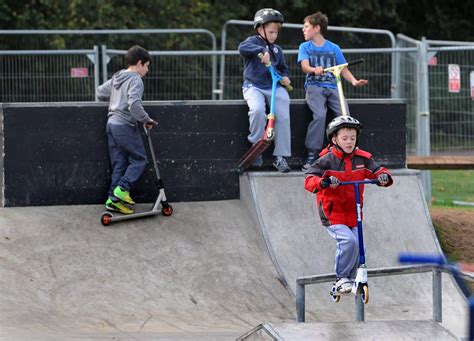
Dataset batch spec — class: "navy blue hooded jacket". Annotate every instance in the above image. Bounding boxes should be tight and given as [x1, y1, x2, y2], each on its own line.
[238, 35, 289, 90]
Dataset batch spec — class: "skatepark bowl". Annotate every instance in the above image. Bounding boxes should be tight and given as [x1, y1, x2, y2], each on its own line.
[0, 170, 471, 340]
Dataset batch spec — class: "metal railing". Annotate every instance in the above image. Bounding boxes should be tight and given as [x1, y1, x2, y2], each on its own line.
[102, 48, 225, 101]
[0, 47, 99, 102]
[219, 20, 397, 100]
[296, 264, 474, 323]
[0, 28, 473, 186]
[0, 29, 217, 101]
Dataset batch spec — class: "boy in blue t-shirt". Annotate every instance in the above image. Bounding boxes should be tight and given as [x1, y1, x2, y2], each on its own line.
[298, 12, 368, 171]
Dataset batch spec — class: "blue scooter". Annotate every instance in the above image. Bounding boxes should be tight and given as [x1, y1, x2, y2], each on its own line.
[330, 179, 380, 304]
[236, 53, 292, 173]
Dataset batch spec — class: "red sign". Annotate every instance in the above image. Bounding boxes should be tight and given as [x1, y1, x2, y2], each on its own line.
[70, 68, 89, 78]
[428, 56, 437, 66]
[448, 64, 460, 93]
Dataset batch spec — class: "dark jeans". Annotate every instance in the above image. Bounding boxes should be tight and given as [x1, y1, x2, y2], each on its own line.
[106, 123, 147, 198]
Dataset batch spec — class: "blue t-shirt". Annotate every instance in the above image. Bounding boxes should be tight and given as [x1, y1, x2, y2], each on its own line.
[297, 39, 346, 89]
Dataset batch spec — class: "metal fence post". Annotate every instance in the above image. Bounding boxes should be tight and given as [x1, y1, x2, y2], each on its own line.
[433, 269, 442, 322]
[296, 282, 305, 322]
[417, 37, 432, 203]
[101, 45, 109, 84]
[93, 46, 100, 101]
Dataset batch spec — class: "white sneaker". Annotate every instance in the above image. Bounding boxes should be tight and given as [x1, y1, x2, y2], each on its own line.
[335, 278, 353, 293]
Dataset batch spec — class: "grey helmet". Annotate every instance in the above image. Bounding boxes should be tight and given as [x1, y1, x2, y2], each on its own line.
[326, 116, 363, 140]
[253, 8, 284, 28]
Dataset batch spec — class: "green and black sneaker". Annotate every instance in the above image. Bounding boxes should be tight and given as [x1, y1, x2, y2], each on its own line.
[105, 198, 133, 215]
[113, 186, 136, 205]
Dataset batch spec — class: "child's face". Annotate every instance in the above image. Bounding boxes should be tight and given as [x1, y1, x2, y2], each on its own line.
[302, 21, 320, 41]
[332, 128, 357, 154]
[258, 22, 280, 43]
[137, 60, 150, 78]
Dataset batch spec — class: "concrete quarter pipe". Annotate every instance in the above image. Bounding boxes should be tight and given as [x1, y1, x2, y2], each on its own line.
[0, 170, 468, 340]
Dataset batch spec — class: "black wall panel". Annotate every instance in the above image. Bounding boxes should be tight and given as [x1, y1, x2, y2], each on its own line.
[2, 100, 406, 206]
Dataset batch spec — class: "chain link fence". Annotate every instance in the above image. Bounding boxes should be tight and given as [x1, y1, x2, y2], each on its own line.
[1, 28, 473, 163]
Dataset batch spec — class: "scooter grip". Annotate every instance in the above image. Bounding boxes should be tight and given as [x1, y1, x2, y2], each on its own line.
[398, 253, 446, 265]
[348, 58, 364, 67]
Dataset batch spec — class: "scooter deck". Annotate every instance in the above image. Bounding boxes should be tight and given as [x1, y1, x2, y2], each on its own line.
[236, 138, 271, 174]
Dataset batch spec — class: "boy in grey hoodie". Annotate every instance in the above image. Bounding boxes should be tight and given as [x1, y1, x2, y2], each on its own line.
[97, 45, 156, 214]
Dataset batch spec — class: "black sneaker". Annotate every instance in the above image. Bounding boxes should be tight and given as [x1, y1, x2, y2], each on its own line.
[301, 154, 316, 172]
[273, 156, 291, 173]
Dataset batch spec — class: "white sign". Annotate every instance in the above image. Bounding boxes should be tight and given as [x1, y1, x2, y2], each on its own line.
[471, 71, 474, 100]
[448, 64, 460, 93]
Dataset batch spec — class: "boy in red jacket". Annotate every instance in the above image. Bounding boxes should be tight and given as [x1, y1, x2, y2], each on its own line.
[304, 116, 393, 294]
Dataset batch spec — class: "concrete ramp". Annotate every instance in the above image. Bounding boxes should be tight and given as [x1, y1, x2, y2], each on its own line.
[0, 169, 469, 340]
[241, 169, 468, 338]
[0, 201, 295, 340]
[238, 321, 456, 340]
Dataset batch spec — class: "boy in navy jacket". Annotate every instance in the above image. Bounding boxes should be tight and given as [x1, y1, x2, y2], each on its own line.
[238, 8, 292, 172]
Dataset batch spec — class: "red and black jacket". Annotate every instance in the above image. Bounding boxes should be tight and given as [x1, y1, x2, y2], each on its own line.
[304, 146, 393, 227]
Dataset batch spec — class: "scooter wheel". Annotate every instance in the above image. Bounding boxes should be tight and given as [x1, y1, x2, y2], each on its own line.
[162, 204, 173, 216]
[266, 131, 275, 141]
[101, 213, 113, 226]
[361, 285, 369, 304]
[330, 285, 341, 303]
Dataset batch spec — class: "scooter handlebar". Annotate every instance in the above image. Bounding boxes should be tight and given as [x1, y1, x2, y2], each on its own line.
[398, 253, 446, 265]
[347, 58, 364, 67]
[324, 58, 365, 73]
[339, 179, 379, 186]
[258, 52, 293, 91]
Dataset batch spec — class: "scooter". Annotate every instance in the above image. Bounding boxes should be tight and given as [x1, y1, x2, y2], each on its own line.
[236, 53, 292, 174]
[100, 126, 173, 226]
[323, 58, 364, 117]
[330, 179, 379, 304]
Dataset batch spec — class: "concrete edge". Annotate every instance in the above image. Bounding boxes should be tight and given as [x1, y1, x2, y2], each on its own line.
[240, 173, 294, 298]
[0, 98, 406, 108]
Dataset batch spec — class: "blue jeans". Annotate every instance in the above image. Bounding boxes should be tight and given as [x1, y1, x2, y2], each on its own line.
[106, 123, 147, 198]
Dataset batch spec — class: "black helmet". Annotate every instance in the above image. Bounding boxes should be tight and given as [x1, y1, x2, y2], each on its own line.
[253, 8, 284, 28]
[326, 116, 363, 140]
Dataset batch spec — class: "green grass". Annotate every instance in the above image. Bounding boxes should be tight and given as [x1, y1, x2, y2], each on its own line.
[431, 170, 474, 207]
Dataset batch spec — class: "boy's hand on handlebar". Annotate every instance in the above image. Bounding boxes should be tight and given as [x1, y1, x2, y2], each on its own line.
[352, 79, 368, 87]
[377, 173, 389, 186]
[144, 119, 157, 129]
[313, 66, 324, 76]
[321, 176, 340, 189]
[260, 51, 271, 65]
[280, 76, 291, 87]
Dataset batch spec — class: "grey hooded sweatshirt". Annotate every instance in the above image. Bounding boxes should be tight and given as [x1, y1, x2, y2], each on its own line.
[96, 69, 151, 126]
